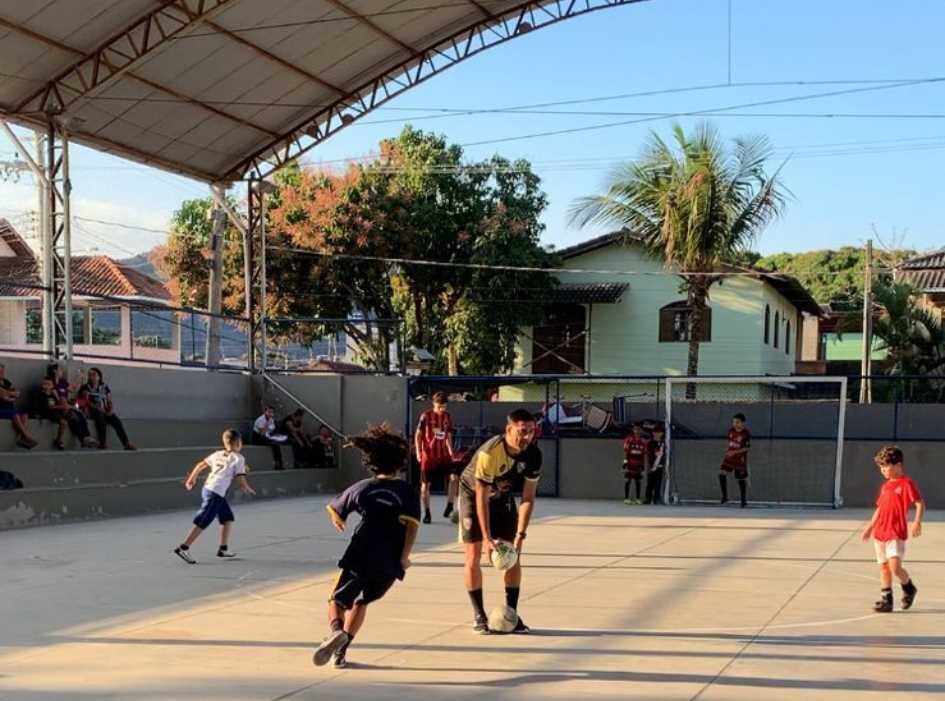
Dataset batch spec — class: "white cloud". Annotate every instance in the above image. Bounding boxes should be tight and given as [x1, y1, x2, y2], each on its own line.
[0, 179, 173, 259]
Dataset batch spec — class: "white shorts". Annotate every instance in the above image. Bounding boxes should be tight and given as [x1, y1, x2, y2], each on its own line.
[873, 539, 906, 564]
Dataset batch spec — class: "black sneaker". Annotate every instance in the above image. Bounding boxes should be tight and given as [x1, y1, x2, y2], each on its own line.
[332, 650, 348, 669]
[473, 615, 491, 635]
[720, 497, 728, 505]
[313, 630, 349, 667]
[422, 511, 432, 525]
[902, 582, 918, 610]
[217, 548, 238, 558]
[512, 616, 530, 634]
[174, 546, 196, 565]
[873, 597, 893, 613]
[443, 502, 454, 519]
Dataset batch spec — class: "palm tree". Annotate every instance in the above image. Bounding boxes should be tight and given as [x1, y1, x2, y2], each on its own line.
[569, 123, 788, 394]
[870, 281, 945, 399]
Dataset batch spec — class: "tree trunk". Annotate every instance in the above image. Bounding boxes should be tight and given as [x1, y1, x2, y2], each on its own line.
[685, 277, 708, 400]
[447, 343, 459, 376]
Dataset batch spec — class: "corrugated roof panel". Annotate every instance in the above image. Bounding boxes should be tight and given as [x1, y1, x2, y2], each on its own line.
[1, 0, 641, 181]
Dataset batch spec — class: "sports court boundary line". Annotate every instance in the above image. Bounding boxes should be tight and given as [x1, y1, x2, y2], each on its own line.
[687, 523, 863, 700]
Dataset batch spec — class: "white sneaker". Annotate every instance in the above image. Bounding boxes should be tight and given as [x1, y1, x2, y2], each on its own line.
[313, 630, 349, 667]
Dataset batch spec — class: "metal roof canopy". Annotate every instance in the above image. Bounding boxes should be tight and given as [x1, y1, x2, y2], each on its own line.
[1, 0, 646, 183]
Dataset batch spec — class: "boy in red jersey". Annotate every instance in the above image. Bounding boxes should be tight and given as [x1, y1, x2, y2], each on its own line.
[719, 413, 750, 507]
[622, 422, 648, 505]
[414, 392, 456, 523]
[861, 445, 924, 612]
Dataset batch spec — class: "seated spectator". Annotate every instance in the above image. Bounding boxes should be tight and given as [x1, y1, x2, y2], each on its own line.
[0, 363, 38, 449]
[38, 375, 96, 449]
[80, 367, 136, 451]
[280, 408, 313, 469]
[310, 424, 337, 469]
[253, 406, 286, 470]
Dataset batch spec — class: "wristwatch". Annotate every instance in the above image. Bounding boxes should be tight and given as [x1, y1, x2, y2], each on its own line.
[516, 531, 527, 539]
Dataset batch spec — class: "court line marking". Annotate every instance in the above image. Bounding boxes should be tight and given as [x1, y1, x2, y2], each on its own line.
[688, 524, 863, 701]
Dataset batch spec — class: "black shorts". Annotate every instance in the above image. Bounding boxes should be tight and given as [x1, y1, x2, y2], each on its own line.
[721, 464, 749, 478]
[329, 568, 395, 609]
[458, 487, 517, 544]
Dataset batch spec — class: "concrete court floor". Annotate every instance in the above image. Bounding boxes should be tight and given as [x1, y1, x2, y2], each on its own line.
[1, 497, 943, 701]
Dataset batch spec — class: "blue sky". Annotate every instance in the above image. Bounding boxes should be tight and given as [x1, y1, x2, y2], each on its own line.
[2, 0, 943, 258]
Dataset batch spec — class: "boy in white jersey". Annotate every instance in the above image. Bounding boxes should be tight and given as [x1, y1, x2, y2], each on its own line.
[174, 429, 256, 564]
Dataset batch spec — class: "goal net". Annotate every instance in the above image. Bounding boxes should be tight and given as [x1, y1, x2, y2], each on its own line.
[664, 376, 848, 508]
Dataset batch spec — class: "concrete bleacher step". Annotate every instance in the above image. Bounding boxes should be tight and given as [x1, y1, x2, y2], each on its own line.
[0, 444, 342, 530]
[0, 445, 282, 488]
[0, 468, 340, 530]
[1, 419, 251, 451]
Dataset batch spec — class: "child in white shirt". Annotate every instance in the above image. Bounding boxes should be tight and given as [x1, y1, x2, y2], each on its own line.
[174, 429, 256, 564]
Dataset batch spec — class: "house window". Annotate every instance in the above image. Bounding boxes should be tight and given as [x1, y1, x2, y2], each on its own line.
[659, 301, 712, 343]
[785, 320, 791, 355]
[774, 311, 780, 348]
[55, 309, 87, 345]
[764, 305, 770, 344]
[132, 309, 176, 350]
[91, 307, 122, 345]
[27, 306, 87, 345]
[26, 305, 41, 344]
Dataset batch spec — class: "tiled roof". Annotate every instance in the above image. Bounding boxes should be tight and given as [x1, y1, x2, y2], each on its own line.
[0, 255, 169, 301]
[548, 282, 628, 304]
[0, 218, 34, 257]
[898, 250, 945, 292]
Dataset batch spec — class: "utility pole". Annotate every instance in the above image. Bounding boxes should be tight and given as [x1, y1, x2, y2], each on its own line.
[859, 239, 873, 404]
[205, 186, 227, 368]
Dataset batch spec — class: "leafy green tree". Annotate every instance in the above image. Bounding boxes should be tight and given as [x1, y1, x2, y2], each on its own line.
[756, 247, 912, 309]
[570, 123, 788, 392]
[156, 197, 244, 312]
[272, 126, 555, 374]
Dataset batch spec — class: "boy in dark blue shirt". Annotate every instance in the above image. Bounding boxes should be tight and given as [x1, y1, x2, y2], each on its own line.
[313, 423, 421, 669]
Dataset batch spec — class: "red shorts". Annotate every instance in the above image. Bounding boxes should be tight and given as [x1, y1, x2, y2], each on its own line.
[420, 456, 454, 481]
[623, 464, 644, 478]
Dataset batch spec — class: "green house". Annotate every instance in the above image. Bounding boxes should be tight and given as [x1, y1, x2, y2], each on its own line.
[505, 232, 822, 401]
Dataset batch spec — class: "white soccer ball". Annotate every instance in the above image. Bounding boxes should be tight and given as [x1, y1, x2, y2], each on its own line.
[487, 604, 518, 634]
[490, 540, 518, 571]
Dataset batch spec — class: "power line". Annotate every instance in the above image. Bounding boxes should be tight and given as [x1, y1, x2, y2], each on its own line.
[265, 244, 897, 280]
[458, 77, 945, 147]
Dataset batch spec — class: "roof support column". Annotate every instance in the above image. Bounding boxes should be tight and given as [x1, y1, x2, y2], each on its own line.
[45, 119, 72, 360]
[205, 184, 227, 368]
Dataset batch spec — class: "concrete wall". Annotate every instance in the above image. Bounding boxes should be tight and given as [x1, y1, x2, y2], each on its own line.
[554, 435, 943, 508]
[0, 355, 253, 421]
[259, 374, 406, 486]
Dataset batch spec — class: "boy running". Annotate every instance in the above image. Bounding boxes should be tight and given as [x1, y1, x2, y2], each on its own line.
[314, 424, 420, 669]
[719, 413, 750, 507]
[622, 422, 648, 505]
[415, 391, 456, 523]
[460, 409, 540, 634]
[645, 424, 667, 505]
[174, 429, 255, 564]
[860, 445, 924, 612]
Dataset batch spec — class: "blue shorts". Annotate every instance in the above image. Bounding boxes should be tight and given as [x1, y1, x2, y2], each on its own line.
[193, 488, 235, 529]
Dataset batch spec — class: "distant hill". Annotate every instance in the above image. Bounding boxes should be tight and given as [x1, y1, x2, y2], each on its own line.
[118, 251, 164, 281]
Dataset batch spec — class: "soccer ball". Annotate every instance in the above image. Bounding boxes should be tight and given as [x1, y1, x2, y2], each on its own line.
[487, 604, 518, 634]
[490, 540, 518, 571]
